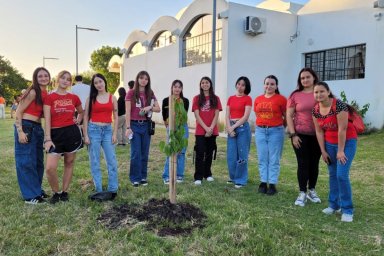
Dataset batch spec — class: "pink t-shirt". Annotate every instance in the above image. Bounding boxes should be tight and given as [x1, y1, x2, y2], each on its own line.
[125, 90, 157, 120]
[192, 95, 222, 136]
[287, 91, 316, 135]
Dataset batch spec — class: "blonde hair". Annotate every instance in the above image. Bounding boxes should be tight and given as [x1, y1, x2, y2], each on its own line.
[55, 70, 72, 88]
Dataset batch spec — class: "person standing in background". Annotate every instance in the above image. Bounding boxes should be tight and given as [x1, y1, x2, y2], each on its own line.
[0, 94, 6, 119]
[117, 87, 127, 145]
[72, 75, 90, 115]
[128, 80, 134, 91]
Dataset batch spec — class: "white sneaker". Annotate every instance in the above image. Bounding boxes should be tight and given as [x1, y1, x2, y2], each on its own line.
[322, 207, 341, 215]
[341, 213, 353, 222]
[206, 176, 214, 182]
[163, 179, 169, 185]
[176, 177, 184, 183]
[294, 192, 307, 207]
[307, 189, 321, 203]
[194, 180, 202, 185]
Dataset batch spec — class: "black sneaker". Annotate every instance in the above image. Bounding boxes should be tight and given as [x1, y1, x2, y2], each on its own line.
[50, 193, 61, 204]
[41, 191, 49, 199]
[266, 184, 277, 195]
[111, 192, 117, 200]
[258, 182, 267, 194]
[140, 180, 148, 186]
[132, 182, 140, 187]
[227, 180, 233, 184]
[25, 196, 46, 205]
[60, 192, 69, 201]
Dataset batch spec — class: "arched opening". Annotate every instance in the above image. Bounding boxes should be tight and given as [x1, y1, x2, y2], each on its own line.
[127, 42, 146, 58]
[182, 15, 222, 67]
[151, 31, 176, 51]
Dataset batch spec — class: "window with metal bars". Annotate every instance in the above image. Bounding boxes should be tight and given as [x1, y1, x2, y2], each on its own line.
[305, 44, 366, 81]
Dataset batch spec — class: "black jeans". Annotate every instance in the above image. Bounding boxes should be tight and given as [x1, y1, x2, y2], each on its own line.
[292, 134, 321, 192]
[194, 135, 217, 181]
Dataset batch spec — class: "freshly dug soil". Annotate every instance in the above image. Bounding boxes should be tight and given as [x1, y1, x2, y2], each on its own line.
[97, 198, 207, 236]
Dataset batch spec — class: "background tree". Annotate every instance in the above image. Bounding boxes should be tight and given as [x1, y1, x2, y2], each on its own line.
[89, 46, 121, 93]
[0, 55, 28, 104]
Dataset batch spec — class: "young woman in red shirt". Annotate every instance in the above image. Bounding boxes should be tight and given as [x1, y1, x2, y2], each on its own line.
[43, 71, 83, 204]
[312, 81, 357, 222]
[83, 73, 119, 199]
[192, 76, 222, 185]
[14, 67, 50, 204]
[254, 75, 287, 195]
[226, 76, 252, 188]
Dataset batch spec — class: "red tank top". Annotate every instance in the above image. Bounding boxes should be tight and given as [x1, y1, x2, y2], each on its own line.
[24, 90, 48, 118]
[90, 94, 113, 123]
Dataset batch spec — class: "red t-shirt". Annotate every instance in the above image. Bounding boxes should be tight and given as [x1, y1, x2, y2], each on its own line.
[254, 94, 287, 127]
[192, 95, 222, 136]
[24, 90, 48, 118]
[125, 90, 157, 120]
[312, 98, 357, 144]
[287, 91, 317, 135]
[44, 92, 81, 128]
[227, 95, 252, 119]
[90, 94, 113, 123]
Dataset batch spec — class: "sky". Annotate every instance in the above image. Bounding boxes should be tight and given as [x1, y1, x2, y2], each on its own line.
[0, 0, 308, 79]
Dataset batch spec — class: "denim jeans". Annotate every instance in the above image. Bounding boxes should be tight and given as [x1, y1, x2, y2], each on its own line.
[88, 123, 118, 192]
[255, 126, 285, 185]
[163, 124, 189, 180]
[227, 122, 251, 185]
[130, 121, 151, 183]
[14, 120, 44, 200]
[325, 139, 357, 215]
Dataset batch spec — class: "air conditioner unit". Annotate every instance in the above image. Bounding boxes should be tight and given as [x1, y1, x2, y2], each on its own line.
[245, 16, 266, 36]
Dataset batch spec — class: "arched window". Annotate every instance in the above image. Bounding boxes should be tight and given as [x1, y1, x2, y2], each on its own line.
[182, 15, 222, 67]
[127, 42, 146, 58]
[151, 31, 176, 51]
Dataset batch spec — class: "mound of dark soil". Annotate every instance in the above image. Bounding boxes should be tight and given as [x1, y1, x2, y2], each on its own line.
[97, 198, 207, 236]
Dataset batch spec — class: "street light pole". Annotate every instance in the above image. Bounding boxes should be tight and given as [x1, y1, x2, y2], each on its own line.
[43, 56, 59, 67]
[76, 25, 100, 75]
[211, 0, 217, 91]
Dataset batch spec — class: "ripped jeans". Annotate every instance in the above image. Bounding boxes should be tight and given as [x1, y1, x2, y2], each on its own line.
[227, 122, 251, 185]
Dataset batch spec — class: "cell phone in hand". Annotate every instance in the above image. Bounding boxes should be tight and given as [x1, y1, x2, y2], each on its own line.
[326, 156, 332, 165]
[48, 145, 55, 153]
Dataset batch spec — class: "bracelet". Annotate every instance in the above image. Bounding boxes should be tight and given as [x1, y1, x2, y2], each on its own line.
[44, 140, 52, 143]
[288, 133, 297, 138]
[126, 127, 131, 130]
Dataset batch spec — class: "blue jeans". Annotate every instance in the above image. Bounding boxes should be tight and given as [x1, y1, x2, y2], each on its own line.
[325, 139, 357, 215]
[255, 126, 285, 185]
[88, 123, 118, 192]
[130, 121, 151, 183]
[14, 120, 44, 200]
[227, 122, 251, 185]
[163, 124, 189, 180]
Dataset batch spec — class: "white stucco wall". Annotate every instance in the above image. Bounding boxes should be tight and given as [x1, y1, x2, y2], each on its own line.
[226, 2, 299, 122]
[297, 5, 384, 128]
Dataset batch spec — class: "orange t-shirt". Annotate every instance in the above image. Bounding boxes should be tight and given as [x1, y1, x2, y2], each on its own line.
[254, 94, 287, 127]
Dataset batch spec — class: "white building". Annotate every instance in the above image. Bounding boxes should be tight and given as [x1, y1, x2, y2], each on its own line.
[109, 0, 384, 129]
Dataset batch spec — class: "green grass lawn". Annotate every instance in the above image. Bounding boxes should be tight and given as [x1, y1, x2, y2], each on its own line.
[0, 111, 383, 255]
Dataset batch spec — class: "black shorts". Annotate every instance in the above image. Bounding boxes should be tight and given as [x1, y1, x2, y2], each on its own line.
[51, 124, 83, 154]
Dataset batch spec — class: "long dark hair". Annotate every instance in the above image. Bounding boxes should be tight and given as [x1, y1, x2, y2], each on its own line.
[88, 73, 108, 120]
[134, 71, 153, 106]
[290, 67, 319, 96]
[264, 75, 280, 94]
[171, 79, 184, 99]
[118, 87, 126, 97]
[23, 67, 51, 105]
[198, 76, 217, 108]
[236, 76, 251, 95]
